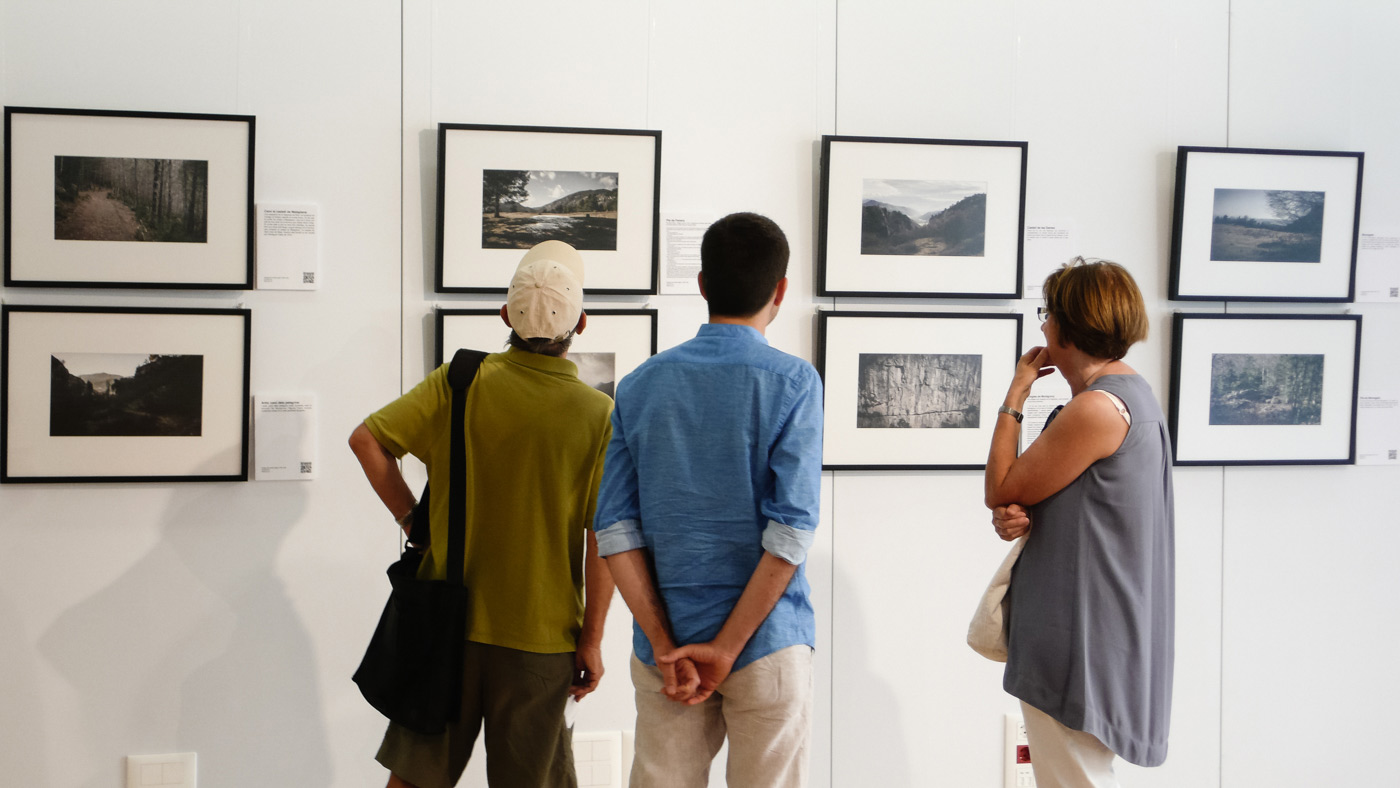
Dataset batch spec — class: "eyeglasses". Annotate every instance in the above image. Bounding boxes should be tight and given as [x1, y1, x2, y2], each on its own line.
[1036, 307, 1050, 323]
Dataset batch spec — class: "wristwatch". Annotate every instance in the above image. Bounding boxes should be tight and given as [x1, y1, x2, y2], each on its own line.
[997, 405, 1024, 424]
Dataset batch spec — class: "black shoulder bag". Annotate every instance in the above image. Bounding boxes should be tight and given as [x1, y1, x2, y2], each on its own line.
[353, 348, 488, 734]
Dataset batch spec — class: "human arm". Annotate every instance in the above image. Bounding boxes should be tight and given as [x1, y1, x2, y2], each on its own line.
[658, 550, 800, 704]
[984, 346, 1129, 509]
[571, 529, 614, 700]
[348, 422, 416, 531]
[604, 547, 700, 701]
[592, 402, 700, 701]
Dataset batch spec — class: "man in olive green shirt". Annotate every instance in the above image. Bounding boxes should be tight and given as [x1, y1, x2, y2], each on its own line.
[350, 241, 615, 788]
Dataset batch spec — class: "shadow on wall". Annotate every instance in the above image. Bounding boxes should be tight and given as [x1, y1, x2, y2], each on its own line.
[831, 563, 912, 786]
[38, 484, 331, 787]
[0, 591, 46, 785]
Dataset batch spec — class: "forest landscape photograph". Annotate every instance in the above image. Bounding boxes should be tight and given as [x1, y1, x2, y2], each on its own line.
[1210, 188, 1325, 263]
[54, 156, 209, 243]
[856, 353, 982, 429]
[481, 169, 618, 250]
[1209, 352, 1324, 426]
[49, 352, 204, 437]
[860, 179, 986, 256]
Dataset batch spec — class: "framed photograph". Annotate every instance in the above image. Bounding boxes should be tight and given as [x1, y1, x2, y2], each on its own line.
[435, 123, 661, 295]
[435, 308, 657, 398]
[817, 310, 1022, 470]
[2, 305, 251, 483]
[1169, 313, 1361, 465]
[1169, 146, 1364, 302]
[4, 106, 255, 289]
[817, 135, 1026, 299]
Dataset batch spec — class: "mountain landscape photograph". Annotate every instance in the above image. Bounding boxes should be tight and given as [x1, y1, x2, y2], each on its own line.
[50, 352, 204, 437]
[860, 179, 987, 256]
[481, 169, 618, 250]
[1210, 188, 1325, 263]
[572, 352, 617, 399]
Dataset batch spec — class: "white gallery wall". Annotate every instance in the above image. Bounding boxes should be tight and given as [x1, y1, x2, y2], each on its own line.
[1, 2, 1396, 787]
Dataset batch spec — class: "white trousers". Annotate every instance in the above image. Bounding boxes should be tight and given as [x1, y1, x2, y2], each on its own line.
[629, 645, 813, 788]
[1020, 701, 1121, 788]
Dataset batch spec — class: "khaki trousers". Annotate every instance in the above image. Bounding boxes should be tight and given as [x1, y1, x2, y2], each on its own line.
[629, 645, 813, 788]
[1020, 700, 1121, 788]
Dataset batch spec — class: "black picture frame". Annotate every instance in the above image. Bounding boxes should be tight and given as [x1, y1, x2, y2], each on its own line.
[2, 305, 252, 483]
[1168, 312, 1361, 466]
[4, 106, 256, 289]
[435, 123, 661, 295]
[434, 308, 658, 399]
[1168, 145, 1364, 302]
[817, 135, 1027, 299]
[817, 310, 1023, 470]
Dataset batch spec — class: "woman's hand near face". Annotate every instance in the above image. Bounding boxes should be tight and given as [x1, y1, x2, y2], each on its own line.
[1006, 346, 1056, 406]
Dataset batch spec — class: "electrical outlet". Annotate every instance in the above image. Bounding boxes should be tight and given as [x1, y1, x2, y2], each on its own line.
[1004, 715, 1035, 788]
[572, 731, 622, 788]
[126, 753, 196, 788]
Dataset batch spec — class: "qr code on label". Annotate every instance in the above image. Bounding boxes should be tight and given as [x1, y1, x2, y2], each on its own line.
[303, 272, 316, 284]
[300, 462, 313, 474]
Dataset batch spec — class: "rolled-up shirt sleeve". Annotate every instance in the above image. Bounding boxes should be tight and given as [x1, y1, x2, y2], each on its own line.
[760, 366, 823, 565]
[594, 403, 646, 557]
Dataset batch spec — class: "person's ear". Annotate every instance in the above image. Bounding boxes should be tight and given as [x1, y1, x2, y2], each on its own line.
[771, 277, 789, 307]
[500, 304, 512, 327]
[697, 272, 708, 301]
[574, 311, 588, 336]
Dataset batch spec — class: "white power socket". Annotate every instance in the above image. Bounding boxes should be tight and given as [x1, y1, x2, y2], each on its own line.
[126, 752, 196, 788]
[572, 731, 622, 788]
[1004, 714, 1035, 788]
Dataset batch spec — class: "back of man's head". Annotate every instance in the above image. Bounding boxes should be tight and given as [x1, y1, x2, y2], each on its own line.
[505, 240, 585, 356]
[700, 212, 789, 318]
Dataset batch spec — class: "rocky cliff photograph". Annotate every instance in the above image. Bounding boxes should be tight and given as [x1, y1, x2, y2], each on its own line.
[856, 352, 982, 429]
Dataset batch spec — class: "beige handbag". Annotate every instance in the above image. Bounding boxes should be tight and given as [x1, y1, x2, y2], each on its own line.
[966, 536, 1026, 662]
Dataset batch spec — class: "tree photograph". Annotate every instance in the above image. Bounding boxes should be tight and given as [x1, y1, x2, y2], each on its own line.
[49, 352, 204, 437]
[1209, 352, 1324, 426]
[54, 155, 209, 244]
[480, 169, 618, 250]
[1209, 188, 1325, 263]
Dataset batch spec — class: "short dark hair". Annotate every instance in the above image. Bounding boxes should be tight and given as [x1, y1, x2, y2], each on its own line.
[506, 330, 574, 357]
[1042, 257, 1148, 360]
[700, 212, 790, 318]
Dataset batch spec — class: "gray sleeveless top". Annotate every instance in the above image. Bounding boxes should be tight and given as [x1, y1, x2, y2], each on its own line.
[1004, 374, 1175, 767]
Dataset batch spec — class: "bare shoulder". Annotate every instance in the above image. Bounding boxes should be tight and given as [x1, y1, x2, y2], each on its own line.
[1041, 387, 1130, 455]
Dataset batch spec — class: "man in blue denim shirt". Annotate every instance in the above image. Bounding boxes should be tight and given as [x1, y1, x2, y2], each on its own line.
[594, 213, 823, 788]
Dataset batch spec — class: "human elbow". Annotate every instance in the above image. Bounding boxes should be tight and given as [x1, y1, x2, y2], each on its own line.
[348, 422, 379, 459]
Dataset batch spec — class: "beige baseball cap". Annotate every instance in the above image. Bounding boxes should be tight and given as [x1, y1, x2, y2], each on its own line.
[505, 240, 586, 341]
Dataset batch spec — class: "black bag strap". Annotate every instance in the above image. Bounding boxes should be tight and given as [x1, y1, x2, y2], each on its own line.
[444, 349, 487, 586]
